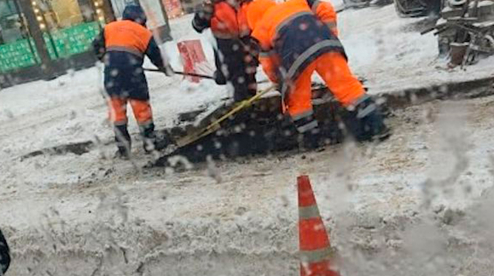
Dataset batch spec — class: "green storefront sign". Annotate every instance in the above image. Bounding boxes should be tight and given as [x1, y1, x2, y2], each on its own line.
[0, 39, 37, 72]
[0, 21, 101, 73]
[44, 21, 101, 59]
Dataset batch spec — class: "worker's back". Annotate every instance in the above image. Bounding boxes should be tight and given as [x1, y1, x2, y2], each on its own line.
[192, 0, 258, 102]
[92, 5, 172, 158]
[307, 0, 338, 35]
[248, 0, 342, 80]
[211, 1, 250, 38]
[92, 5, 165, 100]
[104, 20, 153, 62]
[193, 0, 250, 39]
[248, 0, 313, 47]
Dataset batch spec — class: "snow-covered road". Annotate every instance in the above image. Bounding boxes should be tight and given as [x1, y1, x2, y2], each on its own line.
[3, 94, 494, 275]
[2, 3, 494, 275]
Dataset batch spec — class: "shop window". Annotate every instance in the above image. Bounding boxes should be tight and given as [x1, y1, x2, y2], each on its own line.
[0, 0, 39, 72]
[33, 0, 102, 59]
[36, 0, 84, 29]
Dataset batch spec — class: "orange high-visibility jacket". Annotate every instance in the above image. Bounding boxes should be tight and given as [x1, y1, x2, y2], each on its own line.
[104, 20, 153, 58]
[193, 0, 251, 39]
[245, 0, 345, 85]
[210, 1, 251, 39]
[307, 0, 338, 35]
[93, 17, 164, 100]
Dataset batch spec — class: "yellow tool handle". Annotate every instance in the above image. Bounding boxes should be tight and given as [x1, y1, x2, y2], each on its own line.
[205, 85, 276, 131]
[176, 85, 276, 147]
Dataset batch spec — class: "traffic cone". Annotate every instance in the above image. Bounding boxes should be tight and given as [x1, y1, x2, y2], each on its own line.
[298, 175, 340, 276]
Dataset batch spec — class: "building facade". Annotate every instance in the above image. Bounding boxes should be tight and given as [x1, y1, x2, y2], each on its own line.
[0, 0, 173, 88]
[110, 0, 173, 43]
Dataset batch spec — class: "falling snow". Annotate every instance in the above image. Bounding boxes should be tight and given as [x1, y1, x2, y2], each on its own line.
[1, 2, 494, 276]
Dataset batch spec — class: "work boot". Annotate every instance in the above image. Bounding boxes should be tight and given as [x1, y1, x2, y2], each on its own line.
[114, 124, 131, 159]
[114, 149, 130, 160]
[292, 113, 323, 150]
[298, 129, 324, 150]
[341, 96, 390, 142]
[141, 123, 156, 153]
[140, 123, 170, 153]
[213, 70, 227, 85]
[154, 133, 172, 152]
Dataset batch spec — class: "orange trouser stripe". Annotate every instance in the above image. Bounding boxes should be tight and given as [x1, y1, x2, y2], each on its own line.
[129, 99, 153, 126]
[109, 98, 128, 125]
[108, 97, 153, 126]
[286, 52, 365, 117]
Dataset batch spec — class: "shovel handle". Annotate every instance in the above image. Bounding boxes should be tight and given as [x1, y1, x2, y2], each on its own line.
[176, 85, 276, 147]
[144, 68, 214, 79]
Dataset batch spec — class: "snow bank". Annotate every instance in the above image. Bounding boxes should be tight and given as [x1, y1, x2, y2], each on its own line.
[339, 5, 494, 94]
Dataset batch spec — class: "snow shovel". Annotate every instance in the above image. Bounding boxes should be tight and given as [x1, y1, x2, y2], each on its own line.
[175, 85, 276, 148]
[145, 67, 271, 84]
[144, 68, 215, 79]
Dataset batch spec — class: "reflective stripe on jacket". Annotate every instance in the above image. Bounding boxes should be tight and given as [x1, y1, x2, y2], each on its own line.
[104, 20, 153, 57]
[248, 0, 345, 85]
[92, 19, 164, 100]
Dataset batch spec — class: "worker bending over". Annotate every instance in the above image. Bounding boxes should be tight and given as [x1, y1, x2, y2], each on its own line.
[244, 0, 389, 142]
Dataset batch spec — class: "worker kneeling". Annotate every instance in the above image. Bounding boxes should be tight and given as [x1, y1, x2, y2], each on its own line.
[93, 5, 173, 158]
[245, 0, 389, 143]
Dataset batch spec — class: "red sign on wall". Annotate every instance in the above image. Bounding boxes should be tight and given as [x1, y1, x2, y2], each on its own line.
[177, 40, 207, 83]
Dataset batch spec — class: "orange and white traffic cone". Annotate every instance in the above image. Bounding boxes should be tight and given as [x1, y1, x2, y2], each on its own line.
[298, 175, 340, 276]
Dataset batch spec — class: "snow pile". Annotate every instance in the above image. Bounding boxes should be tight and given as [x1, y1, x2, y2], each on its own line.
[339, 5, 494, 93]
[3, 95, 494, 275]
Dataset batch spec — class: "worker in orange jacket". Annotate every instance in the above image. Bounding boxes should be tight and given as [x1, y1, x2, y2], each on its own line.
[192, 0, 258, 102]
[245, 0, 389, 142]
[92, 5, 173, 158]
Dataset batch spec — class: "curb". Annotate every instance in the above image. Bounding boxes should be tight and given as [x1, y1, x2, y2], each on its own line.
[378, 76, 494, 109]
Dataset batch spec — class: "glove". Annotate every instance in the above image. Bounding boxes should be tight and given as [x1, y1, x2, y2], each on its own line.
[213, 70, 227, 85]
[95, 50, 105, 61]
[160, 64, 175, 77]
